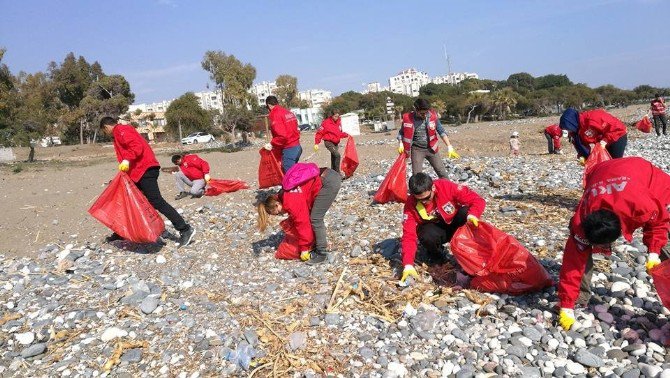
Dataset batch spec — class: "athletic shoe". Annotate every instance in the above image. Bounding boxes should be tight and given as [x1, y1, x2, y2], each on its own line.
[306, 251, 328, 265]
[105, 233, 123, 243]
[175, 192, 189, 200]
[178, 226, 196, 247]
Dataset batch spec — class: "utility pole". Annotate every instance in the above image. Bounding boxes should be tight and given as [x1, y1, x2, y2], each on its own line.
[178, 118, 183, 141]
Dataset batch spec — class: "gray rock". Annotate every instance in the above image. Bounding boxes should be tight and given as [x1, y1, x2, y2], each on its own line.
[21, 343, 46, 358]
[573, 349, 604, 367]
[350, 246, 362, 258]
[288, 332, 307, 351]
[522, 327, 542, 342]
[120, 348, 142, 363]
[411, 310, 439, 332]
[358, 347, 374, 360]
[140, 296, 159, 314]
[639, 363, 662, 378]
[520, 366, 542, 378]
[622, 368, 641, 378]
[325, 314, 342, 326]
[507, 345, 527, 359]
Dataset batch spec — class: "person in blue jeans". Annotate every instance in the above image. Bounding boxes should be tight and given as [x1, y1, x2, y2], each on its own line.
[264, 95, 302, 172]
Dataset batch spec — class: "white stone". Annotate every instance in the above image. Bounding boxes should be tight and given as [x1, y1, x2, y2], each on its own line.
[15, 332, 35, 345]
[100, 327, 128, 342]
[387, 362, 408, 378]
[442, 361, 455, 376]
[156, 255, 167, 264]
[566, 361, 586, 375]
[611, 281, 631, 292]
[547, 339, 559, 351]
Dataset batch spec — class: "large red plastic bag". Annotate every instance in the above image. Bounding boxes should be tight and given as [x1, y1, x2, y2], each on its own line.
[282, 163, 320, 190]
[450, 222, 553, 295]
[373, 154, 408, 204]
[650, 260, 670, 309]
[88, 172, 165, 243]
[275, 219, 312, 260]
[582, 143, 612, 188]
[205, 179, 249, 196]
[341, 136, 359, 178]
[258, 148, 283, 189]
[636, 116, 653, 133]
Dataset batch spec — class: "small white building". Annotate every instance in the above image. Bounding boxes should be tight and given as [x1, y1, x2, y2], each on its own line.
[431, 72, 479, 85]
[340, 113, 360, 136]
[291, 107, 323, 127]
[299, 89, 332, 108]
[250, 81, 278, 106]
[389, 68, 430, 97]
[364, 82, 383, 94]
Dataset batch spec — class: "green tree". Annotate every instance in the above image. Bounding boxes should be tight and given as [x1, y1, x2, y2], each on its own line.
[490, 88, 519, 118]
[0, 48, 19, 144]
[534, 74, 573, 90]
[274, 74, 308, 108]
[165, 92, 213, 140]
[506, 72, 535, 92]
[322, 91, 364, 115]
[633, 85, 658, 100]
[79, 74, 135, 143]
[595, 85, 635, 107]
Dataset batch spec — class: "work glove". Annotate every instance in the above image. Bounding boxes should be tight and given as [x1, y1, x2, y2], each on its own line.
[646, 252, 661, 272]
[467, 214, 479, 227]
[447, 145, 460, 159]
[300, 250, 311, 262]
[400, 265, 419, 285]
[263, 143, 273, 151]
[313, 144, 319, 152]
[599, 140, 607, 147]
[558, 308, 576, 330]
[578, 156, 586, 166]
[118, 160, 130, 172]
[204, 174, 211, 183]
[398, 143, 405, 155]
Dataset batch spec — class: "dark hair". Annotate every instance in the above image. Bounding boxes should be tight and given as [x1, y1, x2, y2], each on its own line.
[265, 96, 279, 106]
[413, 98, 430, 111]
[582, 209, 621, 245]
[171, 154, 183, 165]
[656, 93, 661, 98]
[327, 109, 340, 118]
[409, 172, 433, 195]
[99, 116, 117, 128]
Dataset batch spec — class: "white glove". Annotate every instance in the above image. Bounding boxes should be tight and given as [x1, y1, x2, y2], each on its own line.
[263, 143, 273, 151]
[204, 174, 211, 183]
[647, 252, 661, 271]
[599, 140, 607, 147]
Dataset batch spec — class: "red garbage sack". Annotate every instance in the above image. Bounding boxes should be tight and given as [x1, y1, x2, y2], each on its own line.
[373, 154, 408, 204]
[205, 179, 249, 196]
[650, 260, 670, 310]
[275, 219, 312, 260]
[88, 172, 165, 243]
[582, 143, 612, 188]
[450, 222, 553, 295]
[636, 116, 653, 133]
[258, 148, 284, 189]
[341, 136, 359, 178]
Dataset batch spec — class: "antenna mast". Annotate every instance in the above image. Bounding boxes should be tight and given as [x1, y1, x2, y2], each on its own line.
[443, 44, 452, 74]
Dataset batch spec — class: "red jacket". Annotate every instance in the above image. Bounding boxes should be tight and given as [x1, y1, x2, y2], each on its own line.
[179, 154, 210, 181]
[545, 124, 562, 149]
[558, 157, 670, 309]
[401, 179, 486, 266]
[280, 175, 323, 250]
[269, 105, 300, 150]
[652, 98, 666, 116]
[578, 109, 627, 145]
[112, 124, 160, 182]
[315, 117, 348, 145]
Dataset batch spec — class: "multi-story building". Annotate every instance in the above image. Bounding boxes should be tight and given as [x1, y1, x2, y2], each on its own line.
[389, 68, 430, 97]
[250, 81, 278, 106]
[128, 100, 173, 114]
[364, 82, 383, 94]
[193, 90, 224, 112]
[298, 89, 332, 108]
[431, 72, 479, 85]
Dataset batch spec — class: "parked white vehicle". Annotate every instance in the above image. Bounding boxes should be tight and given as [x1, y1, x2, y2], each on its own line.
[181, 132, 215, 145]
[40, 136, 62, 147]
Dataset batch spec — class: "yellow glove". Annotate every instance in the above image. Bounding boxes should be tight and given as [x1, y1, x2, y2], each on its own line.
[398, 144, 405, 155]
[313, 144, 319, 152]
[300, 250, 311, 262]
[467, 214, 479, 227]
[578, 156, 586, 166]
[558, 308, 575, 331]
[204, 174, 211, 183]
[646, 253, 661, 272]
[447, 145, 460, 159]
[400, 265, 419, 284]
[118, 160, 130, 172]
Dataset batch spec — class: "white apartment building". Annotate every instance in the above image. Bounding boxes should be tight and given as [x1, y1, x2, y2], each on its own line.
[250, 81, 278, 106]
[193, 90, 224, 112]
[364, 82, 383, 94]
[389, 68, 430, 97]
[128, 100, 173, 114]
[298, 89, 332, 108]
[431, 72, 479, 85]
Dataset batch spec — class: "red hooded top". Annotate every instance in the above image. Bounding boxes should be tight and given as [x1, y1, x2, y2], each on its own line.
[558, 157, 670, 309]
[280, 175, 323, 250]
[315, 117, 349, 145]
[269, 105, 300, 149]
[578, 109, 627, 145]
[179, 154, 210, 180]
[112, 124, 160, 182]
[401, 179, 486, 266]
[545, 124, 562, 149]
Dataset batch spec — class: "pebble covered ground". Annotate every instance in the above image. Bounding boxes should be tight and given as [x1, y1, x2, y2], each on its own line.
[2, 131, 670, 377]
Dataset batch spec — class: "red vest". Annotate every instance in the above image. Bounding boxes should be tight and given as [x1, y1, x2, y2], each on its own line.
[401, 110, 439, 155]
[652, 99, 666, 116]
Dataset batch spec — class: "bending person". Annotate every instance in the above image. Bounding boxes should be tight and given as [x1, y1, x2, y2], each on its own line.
[559, 107, 628, 162]
[171, 153, 211, 199]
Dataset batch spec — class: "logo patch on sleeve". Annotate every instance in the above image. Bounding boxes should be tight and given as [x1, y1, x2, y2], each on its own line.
[442, 202, 455, 215]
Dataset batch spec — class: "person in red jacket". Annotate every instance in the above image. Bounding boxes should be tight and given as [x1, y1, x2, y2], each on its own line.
[557, 157, 670, 330]
[99, 117, 195, 247]
[264, 95, 302, 172]
[170, 154, 211, 199]
[314, 110, 349, 174]
[559, 107, 628, 162]
[400, 172, 486, 285]
[257, 167, 341, 265]
[544, 124, 563, 154]
[651, 93, 667, 136]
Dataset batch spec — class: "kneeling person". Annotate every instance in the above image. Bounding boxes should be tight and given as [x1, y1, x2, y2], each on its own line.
[171, 154, 211, 199]
[400, 173, 486, 284]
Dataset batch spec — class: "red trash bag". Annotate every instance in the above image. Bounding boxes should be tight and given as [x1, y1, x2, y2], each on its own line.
[205, 179, 249, 196]
[258, 148, 284, 189]
[450, 222, 553, 295]
[275, 219, 312, 260]
[582, 143, 612, 188]
[373, 154, 408, 204]
[88, 172, 165, 243]
[341, 136, 359, 178]
[636, 116, 653, 133]
[650, 260, 670, 310]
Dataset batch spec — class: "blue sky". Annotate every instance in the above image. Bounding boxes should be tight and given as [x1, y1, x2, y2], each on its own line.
[2, 0, 669, 104]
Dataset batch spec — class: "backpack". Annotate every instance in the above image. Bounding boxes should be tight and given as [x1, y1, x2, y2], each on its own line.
[282, 162, 320, 190]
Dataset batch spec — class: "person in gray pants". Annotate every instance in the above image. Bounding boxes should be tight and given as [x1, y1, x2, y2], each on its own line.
[308, 168, 342, 263]
[169, 154, 211, 199]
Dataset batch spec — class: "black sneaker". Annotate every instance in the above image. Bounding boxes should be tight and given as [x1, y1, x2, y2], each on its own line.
[175, 192, 189, 200]
[178, 226, 196, 247]
[105, 233, 123, 243]
[190, 193, 203, 199]
[306, 251, 328, 265]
